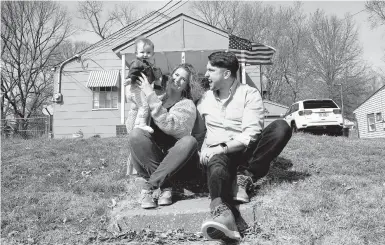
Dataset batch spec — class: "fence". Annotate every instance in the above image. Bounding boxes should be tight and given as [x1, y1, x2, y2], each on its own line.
[1, 116, 51, 139]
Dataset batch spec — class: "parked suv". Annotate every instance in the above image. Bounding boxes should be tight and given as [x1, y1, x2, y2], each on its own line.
[284, 99, 344, 135]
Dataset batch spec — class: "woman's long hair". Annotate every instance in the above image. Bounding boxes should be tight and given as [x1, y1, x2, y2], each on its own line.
[169, 63, 205, 103]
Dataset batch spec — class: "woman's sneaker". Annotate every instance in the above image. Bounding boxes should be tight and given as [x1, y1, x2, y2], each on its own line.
[158, 187, 173, 206]
[140, 189, 157, 209]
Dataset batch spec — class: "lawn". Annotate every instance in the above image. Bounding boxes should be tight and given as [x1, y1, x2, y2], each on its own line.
[1, 133, 385, 244]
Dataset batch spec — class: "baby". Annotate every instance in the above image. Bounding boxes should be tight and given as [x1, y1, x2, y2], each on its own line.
[125, 38, 162, 134]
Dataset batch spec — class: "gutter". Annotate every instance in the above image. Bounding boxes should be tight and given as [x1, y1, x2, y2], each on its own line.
[53, 54, 81, 103]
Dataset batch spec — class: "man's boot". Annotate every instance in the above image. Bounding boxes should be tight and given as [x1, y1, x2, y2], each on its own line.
[201, 198, 241, 241]
[233, 175, 253, 203]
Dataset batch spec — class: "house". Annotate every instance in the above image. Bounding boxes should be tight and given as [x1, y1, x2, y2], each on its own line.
[52, 13, 274, 138]
[263, 100, 288, 128]
[353, 85, 385, 138]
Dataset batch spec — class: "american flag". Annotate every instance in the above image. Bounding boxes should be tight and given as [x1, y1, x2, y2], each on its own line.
[228, 35, 275, 65]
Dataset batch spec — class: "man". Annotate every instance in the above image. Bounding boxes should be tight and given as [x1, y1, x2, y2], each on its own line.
[193, 51, 292, 241]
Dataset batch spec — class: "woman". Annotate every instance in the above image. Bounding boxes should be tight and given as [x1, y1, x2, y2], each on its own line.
[128, 63, 204, 209]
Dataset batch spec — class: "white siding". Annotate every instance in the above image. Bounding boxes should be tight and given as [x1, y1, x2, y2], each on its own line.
[263, 100, 288, 128]
[245, 65, 261, 92]
[354, 88, 385, 138]
[53, 54, 132, 138]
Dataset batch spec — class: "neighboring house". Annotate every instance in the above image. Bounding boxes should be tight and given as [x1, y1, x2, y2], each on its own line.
[353, 85, 385, 138]
[263, 100, 288, 128]
[52, 13, 272, 138]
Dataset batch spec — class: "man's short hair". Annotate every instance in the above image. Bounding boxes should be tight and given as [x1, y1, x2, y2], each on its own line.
[135, 38, 154, 51]
[208, 51, 239, 78]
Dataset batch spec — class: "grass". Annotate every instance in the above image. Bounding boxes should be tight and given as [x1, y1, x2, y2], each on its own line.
[244, 132, 385, 245]
[1, 133, 385, 244]
[1, 136, 135, 244]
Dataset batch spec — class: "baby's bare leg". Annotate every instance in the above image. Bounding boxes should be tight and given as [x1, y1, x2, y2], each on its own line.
[132, 86, 153, 133]
[126, 93, 138, 134]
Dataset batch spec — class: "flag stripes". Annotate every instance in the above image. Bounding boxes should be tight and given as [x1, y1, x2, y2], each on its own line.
[228, 35, 275, 65]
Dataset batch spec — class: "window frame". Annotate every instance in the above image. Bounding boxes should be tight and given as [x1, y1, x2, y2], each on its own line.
[92, 86, 119, 110]
[285, 105, 293, 116]
[375, 112, 382, 122]
[367, 113, 376, 132]
[293, 103, 299, 112]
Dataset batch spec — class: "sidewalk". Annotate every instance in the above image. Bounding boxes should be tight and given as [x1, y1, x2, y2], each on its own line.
[110, 196, 257, 233]
[108, 178, 259, 234]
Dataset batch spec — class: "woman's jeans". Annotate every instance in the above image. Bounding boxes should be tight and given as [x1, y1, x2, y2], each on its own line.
[128, 128, 199, 189]
[206, 120, 292, 205]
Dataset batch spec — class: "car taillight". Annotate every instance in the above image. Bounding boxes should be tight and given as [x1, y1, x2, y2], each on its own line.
[298, 110, 312, 116]
[333, 109, 341, 114]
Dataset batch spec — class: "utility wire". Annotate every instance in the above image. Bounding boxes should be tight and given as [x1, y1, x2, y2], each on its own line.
[107, 0, 175, 39]
[81, 1, 183, 59]
[94, 1, 182, 51]
[137, 0, 190, 35]
[108, 1, 182, 45]
[349, 9, 365, 18]
[79, 1, 173, 56]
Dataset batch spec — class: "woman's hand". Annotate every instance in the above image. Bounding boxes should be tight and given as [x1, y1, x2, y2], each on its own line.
[137, 72, 154, 96]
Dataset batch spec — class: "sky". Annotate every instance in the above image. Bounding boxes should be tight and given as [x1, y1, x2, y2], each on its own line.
[60, 0, 385, 71]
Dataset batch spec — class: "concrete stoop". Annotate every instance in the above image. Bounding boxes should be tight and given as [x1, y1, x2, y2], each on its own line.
[109, 197, 257, 233]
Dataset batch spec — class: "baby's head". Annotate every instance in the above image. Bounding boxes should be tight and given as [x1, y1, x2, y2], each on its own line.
[135, 38, 154, 61]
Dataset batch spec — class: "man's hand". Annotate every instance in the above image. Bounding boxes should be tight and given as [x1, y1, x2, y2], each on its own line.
[200, 146, 223, 166]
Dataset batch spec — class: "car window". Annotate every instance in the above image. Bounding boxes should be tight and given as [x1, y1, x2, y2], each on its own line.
[291, 103, 299, 112]
[286, 103, 299, 115]
[303, 100, 338, 109]
[287, 105, 294, 114]
[286, 107, 292, 115]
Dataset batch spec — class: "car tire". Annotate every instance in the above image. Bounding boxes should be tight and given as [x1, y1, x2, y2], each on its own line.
[291, 121, 298, 133]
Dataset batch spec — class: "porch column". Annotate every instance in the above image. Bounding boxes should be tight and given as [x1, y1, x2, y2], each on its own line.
[181, 51, 185, 63]
[121, 53, 125, 124]
[260, 64, 263, 97]
[241, 62, 246, 84]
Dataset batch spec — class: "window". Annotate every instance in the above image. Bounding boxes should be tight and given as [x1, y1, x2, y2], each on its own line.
[92, 87, 118, 109]
[86, 70, 120, 110]
[285, 107, 292, 116]
[293, 103, 299, 112]
[303, 100, 338, 109]
[376, 112, 382, 122]
[367, 113, 376, 132]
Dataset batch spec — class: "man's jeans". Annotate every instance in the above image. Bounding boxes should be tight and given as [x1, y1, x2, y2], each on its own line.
[206, 120, 292, 205]
[128, 128, 199, 189]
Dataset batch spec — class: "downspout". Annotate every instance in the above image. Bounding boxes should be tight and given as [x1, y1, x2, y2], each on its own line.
[121, 53, 126, 124]
[53, 54, 81, 103]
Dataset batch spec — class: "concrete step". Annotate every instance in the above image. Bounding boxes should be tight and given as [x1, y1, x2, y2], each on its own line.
[108, 195, 258, 234]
